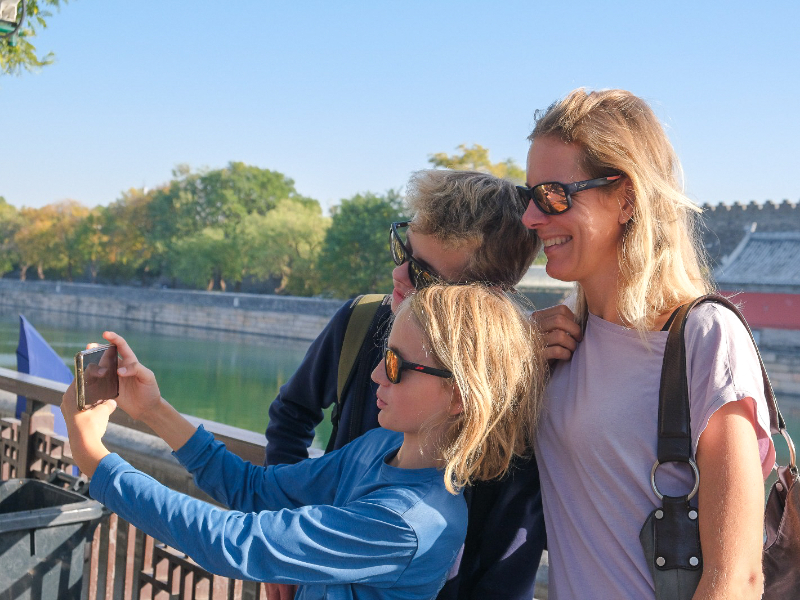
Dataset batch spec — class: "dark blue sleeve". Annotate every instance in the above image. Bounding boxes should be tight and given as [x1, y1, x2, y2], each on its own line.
[264, 299, 353, 466]
[437, 455, 546, 600]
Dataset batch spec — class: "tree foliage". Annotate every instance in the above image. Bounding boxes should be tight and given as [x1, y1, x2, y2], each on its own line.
[1, 0, 67, 76]
[244, 198, 330, 296]
[317, 190, 405, 298]
[0, 145, 520, 297]
[0, 197, 21, 275]
[428, 143, 525, 184]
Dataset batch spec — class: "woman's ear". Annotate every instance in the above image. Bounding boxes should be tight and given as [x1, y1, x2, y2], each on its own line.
[618, 180, 635, 224]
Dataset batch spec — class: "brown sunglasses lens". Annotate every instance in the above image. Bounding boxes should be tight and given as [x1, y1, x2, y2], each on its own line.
[385, 348, 400, 383]
[390, 231, 405, 266]
[409, 262, 436, 289]
[535, 183, 570, 214]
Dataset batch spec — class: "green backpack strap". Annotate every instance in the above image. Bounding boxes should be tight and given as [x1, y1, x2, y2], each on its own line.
[337, 294, 386, 402]
[326, 294, 387, 454]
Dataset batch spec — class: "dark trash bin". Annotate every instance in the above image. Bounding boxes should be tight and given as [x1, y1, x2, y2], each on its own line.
[0, 478, 105, 600]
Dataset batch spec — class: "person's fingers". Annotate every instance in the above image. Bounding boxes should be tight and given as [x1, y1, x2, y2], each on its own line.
[544, 345, 573, 362]
[545, 329, 578, 353]
[103, 331, 140, 365]
[61, 380, 78, 418]
[116, 359, 156, 387]
[264, 583, 296, 600]
[88, 398, 118, 418]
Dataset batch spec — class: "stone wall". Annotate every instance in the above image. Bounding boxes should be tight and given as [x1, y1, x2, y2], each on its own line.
[700, 199, 799, 266]
[0, 280, 342, 342]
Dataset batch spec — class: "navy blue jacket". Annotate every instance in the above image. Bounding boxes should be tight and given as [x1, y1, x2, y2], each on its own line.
[265, 297, 546, 600]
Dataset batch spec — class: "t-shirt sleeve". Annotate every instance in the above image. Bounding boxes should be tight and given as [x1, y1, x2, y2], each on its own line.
[174, 426, 347, 512]
[685, 302, 775, 478]
[90, 454, 418, 586]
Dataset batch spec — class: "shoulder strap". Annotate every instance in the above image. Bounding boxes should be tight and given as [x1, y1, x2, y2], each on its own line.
[337, 294, 387, 403]
[657, 294, 792, 468]
[326, 294, 387, 455]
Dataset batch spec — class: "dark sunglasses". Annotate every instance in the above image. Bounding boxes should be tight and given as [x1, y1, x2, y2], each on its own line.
[384, 345, 452, 384]
[390, 221, 441, 289]
[516, 174, 622, 215]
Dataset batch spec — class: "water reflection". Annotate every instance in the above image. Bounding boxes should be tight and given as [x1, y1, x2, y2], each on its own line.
[0, 307, 333, 449]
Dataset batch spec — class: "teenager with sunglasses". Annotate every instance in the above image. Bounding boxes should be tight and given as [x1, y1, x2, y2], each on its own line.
[264, 169, 546, 600]
[60, 284, 546, 600]
[522, 89, 772, 599]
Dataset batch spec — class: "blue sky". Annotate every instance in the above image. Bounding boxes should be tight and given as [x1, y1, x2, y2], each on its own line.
[2, 1, 798, 212]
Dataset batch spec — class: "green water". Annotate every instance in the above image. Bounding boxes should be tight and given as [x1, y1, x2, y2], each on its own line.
[0, 307, 332, 449]
[1, 306, 797, 468]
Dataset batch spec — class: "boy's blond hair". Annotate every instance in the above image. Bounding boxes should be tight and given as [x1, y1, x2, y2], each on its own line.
[401, 284, 546, 494]
[406, 169, 540, 288]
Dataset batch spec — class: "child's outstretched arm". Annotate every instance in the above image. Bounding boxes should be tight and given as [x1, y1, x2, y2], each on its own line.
[61, 331, 197, 475]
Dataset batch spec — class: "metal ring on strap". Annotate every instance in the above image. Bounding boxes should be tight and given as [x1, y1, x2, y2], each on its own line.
[781, 428, 797, 472]
[650, 459, 700, 501]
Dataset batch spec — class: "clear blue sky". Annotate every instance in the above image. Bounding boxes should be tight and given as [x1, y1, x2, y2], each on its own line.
[2, 0, 798, 212]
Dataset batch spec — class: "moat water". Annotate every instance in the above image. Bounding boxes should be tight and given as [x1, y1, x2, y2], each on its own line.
[0, 306, 335, 450]
[1, 305, 797, 468]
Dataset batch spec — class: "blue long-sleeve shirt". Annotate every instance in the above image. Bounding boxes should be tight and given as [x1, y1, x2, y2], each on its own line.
[265, 297, 546, 600]
[90, 426, 467, 600]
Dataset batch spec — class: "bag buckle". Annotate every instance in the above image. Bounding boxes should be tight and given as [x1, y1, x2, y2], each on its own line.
[651, 459, 699, 501]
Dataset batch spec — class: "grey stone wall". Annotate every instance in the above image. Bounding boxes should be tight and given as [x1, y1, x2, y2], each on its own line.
[0, 280, 342, 341]
[700, 199, 799, 266]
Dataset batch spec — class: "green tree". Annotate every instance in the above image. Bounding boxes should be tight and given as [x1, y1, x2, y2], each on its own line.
[147, 162, 314, 286]
[171, 226, 243, 291]
[428, 143, 526, 184]
[244, 198, 330, 296]
[317, 190, 405, 298]
[14, 200, 89, 280]
[100, 188, 157, 283]
[1, 1, 68, 76]
[0, 196, 22, 275]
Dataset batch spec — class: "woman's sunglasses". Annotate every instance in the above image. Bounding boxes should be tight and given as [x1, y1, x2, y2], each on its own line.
[390, 221, 441, 289]
[384, 346, 452, 384]
[516, 174, 622, 215]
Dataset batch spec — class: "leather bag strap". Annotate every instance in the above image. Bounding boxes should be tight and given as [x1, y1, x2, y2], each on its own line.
[657, 294, 788, 465]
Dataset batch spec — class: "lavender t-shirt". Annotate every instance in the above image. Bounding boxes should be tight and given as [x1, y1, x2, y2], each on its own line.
[535, 303, 774, 600]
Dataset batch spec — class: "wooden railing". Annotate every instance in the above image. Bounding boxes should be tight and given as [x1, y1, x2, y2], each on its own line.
[0, 366, 277, 600]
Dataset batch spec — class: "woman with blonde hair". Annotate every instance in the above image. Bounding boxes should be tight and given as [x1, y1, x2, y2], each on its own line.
[520, 88, 773, 599]
[61, 283, 546, 600]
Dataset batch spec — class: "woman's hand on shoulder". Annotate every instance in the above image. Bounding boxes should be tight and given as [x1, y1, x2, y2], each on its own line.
[531, 304, 582, 363]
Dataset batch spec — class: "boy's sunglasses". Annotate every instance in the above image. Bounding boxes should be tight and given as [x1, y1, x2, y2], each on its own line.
[384, 346, 452, 384]
[516, 174, 622, 216]
[390, 221, 441, 289]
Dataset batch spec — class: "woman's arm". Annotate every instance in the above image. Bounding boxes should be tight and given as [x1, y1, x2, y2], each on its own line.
[692, 398, 764, 600]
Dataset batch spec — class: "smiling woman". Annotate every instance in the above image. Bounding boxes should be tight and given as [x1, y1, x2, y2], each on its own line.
[525, 88, 772, 600]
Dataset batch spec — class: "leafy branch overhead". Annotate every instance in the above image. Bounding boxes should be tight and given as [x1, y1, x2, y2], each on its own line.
[1, 0, 67, 76]
[428, 144, 525, 184]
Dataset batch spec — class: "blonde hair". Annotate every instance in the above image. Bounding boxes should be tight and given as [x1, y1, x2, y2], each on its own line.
[530, 89, 713, 331]
[406, 169, 540, 288]
[401, 283, 546, 494]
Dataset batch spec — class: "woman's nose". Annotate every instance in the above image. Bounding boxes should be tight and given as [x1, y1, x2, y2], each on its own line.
[521, 199, 549, 230]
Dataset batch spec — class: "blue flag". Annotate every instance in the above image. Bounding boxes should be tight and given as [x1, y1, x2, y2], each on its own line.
[16, 315, 73, 437]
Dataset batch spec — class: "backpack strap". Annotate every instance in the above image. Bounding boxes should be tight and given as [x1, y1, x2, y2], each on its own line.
[325, 294, 387, 453]
[337, 294, 387, 402]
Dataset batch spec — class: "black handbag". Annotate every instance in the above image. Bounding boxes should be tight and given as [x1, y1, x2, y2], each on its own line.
[639, 294, 798, 599]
